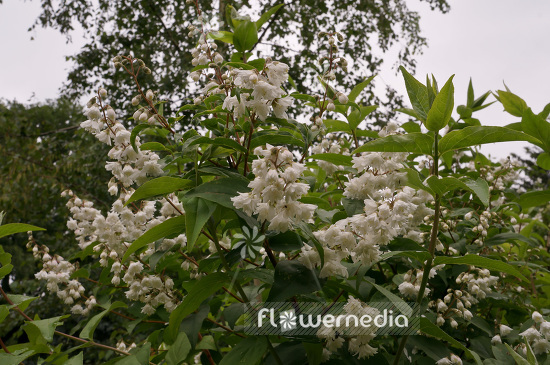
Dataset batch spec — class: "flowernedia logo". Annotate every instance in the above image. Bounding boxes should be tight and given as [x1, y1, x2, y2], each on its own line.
[244, 301, 420, 336]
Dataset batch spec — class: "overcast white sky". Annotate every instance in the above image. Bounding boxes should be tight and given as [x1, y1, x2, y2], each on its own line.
[1, 0, 549, 158]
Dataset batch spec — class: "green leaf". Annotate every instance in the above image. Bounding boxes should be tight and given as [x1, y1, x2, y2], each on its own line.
[426, 177, 489, 206]
[303, 343, 323, 365]
[182, 197, 217, 250]
[433, 255, 528, 282]
[354, 132, 434, 155]
[268, 231, 303, 252]
[165, 332, 191, 365]
[167, 272, 229, 343]
[140, 142, 167, 151]
[323, 119, 352, 133]
[122, 215, 186, 262]
[7, 294, 37, 311]
[403, 169, 434, 195]
[267, 261, 322, 301]
[438, 126, 542, 154]
[66, 352, 84, 365]
[517, 190, 550, 209]
[425, 75, 454, 131]
[80, 302, 126, 340]
[399, 66, 430, 121]
[309, 153, 352, 166]
[0, 264, 13, 280]
[371, 283, 413, 316]
[208, 30, 234, 44]
[347, 105, 378, 130]
[504, 344, 530, 365]
[185, 177, 250, 209]
[233, 20, 258, 52]
[126, 177, 193, 205]
[521, 108, 550, 151]
[463, 179, 490, 206]
[0, 223, 45, 239]
[220, 336, 268, 365]
[24, 316, 66, 344]
[250, 132, 305, 149]
[536, 153, 550, 170]
[397, 108, 422, 121]
[401, 121, 421, 133]
[467, 78, 475, 107]
[420, 318, 483, 365]
[256, 4, 284, 28]
[290, 93, 317, 103]
[497, 90, 528, 117]
[348, 75, 375, 103]
[190, 136, 247, 153]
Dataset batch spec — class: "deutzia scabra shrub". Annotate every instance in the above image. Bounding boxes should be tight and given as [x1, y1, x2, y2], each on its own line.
[3, 1, 550, 364]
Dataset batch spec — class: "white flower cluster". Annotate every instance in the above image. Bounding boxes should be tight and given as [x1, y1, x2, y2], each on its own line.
[29, 234, 96, 315]
[220, 61, 293, 121]
[317, 297, 378, 360]
[35, 90, 188, 316]
[232, 144, 316, 232]
[310, 134, 349, 175]
[517, 311, 550, 355]
[300, 124, 433, 278]
[81, 97, 164, 187]
[430, 267, 498, 328]
[398, 265, 444, 300]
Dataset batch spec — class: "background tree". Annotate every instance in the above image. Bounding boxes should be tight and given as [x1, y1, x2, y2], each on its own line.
[25, 0, 449, 121]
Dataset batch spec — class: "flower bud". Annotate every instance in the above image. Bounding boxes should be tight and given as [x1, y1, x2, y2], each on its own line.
[338, 93, 348, 104]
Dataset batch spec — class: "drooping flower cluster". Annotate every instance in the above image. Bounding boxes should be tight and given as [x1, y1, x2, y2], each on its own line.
[231, 144, 316, 232]
[429, 267, 498, 328]
[33, 90, 187, 316]
[317, 297, 379, 359]
[516, 311, 550, 355]
[300, 124, 433, 278]
[29, 233, 96, 315]
[398, 265, 444, 300]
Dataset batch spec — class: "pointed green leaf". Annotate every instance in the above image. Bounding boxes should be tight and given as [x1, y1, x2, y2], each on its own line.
[234, 20, 258, 52]
[438, 126, 543, 154]
[521, 108, 550, 151]
[354, 132, 434, 155]
[220, 336, 268, 365]
[167, 273, 230, 343]
[267, 261, 322, 301]
[256, 4, 284, 28]
[208, 31, 234, 44]
[348, 75, 375, 103]
[425, 75, 454, 131]
[420, 318, 483, 365]
[122, 215, 186, 262]
[0, 224, 45, 239]
[165, 332, 191, 365]
[536, 153, 550, 170]
[399, 66, 430, 121]
[126, 177, 193, 206]
[182, 197, 217, 250]
[433, 255, 528, 282]
[517, 190, 550, 209]
[497, 90, 528, 117]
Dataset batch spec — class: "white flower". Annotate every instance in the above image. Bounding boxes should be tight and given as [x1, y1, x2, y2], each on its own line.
[520, 327, 542, 341]
[533, 311, 544, 323]
[491, 335, 502, 345]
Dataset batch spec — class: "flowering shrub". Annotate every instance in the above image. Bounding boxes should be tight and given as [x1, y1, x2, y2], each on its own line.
[2, 1, 550, 364]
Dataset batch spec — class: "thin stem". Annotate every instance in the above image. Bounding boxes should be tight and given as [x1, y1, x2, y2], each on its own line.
[0, 286, 131, 357]
[393, 131, 440, 365]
